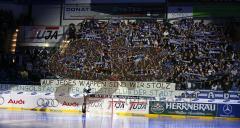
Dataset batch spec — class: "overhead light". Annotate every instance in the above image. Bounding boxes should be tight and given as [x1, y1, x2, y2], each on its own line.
[13, 33, 18, 37]
[147, 13, 151, 17]
[45, 43, 49, 47]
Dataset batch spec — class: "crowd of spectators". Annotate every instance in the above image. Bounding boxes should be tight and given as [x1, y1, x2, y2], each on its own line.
[47, 19, 240, 91]
[0, 47, 55, 84]
[0, 17, 239, 91]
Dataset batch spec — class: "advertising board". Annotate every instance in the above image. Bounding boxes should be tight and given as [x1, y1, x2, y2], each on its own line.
[0, 90, 149, 114]
[149, 101, 217, 116]
[63, 4, 165, 20]
[217, 104, 240, 118]
[65, 0, 166, 4]
[18, 26, 63, 47]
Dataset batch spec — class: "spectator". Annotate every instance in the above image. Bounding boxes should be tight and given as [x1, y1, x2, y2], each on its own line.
[1, 18, 240, 92]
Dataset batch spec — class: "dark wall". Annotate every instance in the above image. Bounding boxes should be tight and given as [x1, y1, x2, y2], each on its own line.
[230, 23, 240, 42]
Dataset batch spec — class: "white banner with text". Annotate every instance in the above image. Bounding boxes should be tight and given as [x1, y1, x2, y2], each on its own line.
[40, 79, 176, 98]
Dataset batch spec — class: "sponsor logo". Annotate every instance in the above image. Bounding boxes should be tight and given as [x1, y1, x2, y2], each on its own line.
[65, 7, 90, 12]
[36, 30, 58, 40]
[37, 98, 58, 107]
[129, 102, 147, 110]
[86, 100, 104, 112]
[8, 99, 25, 104]
[87, 101, 103, 108]
[223, 104, 232, 115]
[0, 96, 4, 105]
[165, 102, 216, 111]
[29, 27, 60, 42]
[62, 101, 79, 107]
[151, 102, 165, 113]
[108, 101, 125, 109]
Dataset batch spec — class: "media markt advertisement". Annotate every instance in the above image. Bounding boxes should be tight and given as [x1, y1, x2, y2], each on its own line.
[149, 101, 217, 116]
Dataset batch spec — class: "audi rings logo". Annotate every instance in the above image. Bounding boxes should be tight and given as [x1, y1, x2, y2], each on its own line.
[223, 104, 232, 115]
[37, 98, 59, 107]
[0, 96, 4, 105]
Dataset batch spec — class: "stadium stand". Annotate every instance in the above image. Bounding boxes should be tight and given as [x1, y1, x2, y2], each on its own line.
[49, 19, 240, 91]
[0, 19, 239, 92]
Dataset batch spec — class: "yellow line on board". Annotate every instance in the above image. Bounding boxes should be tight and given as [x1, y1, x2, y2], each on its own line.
[116, 112, 133, 116]
[1, 107, 240, 120]
[61, 109, 82, 113]
[0, 107, 8, 109]
[7, 107, 23, 111]
[222, 118, 240, 121]
[144, 114, 159, 118]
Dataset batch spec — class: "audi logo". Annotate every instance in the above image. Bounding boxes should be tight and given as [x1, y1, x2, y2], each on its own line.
[0, 96, 4, 105]
[37, 98, 59, 107]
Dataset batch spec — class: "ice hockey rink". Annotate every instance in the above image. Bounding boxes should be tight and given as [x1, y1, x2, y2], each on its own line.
[0, 110, 239, 128]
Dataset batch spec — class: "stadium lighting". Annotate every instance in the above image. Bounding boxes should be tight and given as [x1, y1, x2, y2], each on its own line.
[147, 12, 151, 16]
[44, 43, 50, 47]
[11, 49, 15, 53]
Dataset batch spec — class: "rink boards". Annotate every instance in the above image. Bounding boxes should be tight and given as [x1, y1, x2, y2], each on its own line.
[0, 83, 240, 119]
[0, 91, 149, 114]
